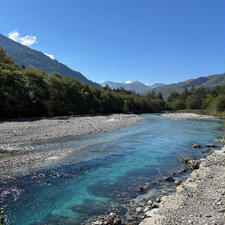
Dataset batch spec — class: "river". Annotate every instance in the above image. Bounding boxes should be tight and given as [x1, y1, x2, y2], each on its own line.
[0, 114, 223, 225]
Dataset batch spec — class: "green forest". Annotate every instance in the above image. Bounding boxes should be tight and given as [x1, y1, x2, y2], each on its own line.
[0, 46, 224, 118]
[167, 86, 225, 117]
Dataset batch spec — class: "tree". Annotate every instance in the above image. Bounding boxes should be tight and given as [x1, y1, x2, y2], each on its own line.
[215, 95, 225, 112]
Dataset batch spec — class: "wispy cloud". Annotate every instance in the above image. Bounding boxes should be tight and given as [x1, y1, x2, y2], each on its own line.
[44, 53, 54, 60]
[8, 30, 37, 46]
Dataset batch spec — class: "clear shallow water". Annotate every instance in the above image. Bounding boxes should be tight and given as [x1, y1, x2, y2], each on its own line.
[0, 114, 223, 225]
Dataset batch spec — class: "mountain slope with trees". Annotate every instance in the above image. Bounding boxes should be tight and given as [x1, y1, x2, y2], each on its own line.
[154, 73, 225, 97]
[0, 34, 100, 87]
[0, 47, 166, 118]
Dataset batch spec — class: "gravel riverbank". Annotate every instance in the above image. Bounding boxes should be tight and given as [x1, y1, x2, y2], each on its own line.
[139, 147, 225, 225]
[161, 113, 218, 120]
[0, 114, 142, 180]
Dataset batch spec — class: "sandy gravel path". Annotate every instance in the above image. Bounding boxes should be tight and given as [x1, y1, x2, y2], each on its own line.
[139, 147, 225, 225]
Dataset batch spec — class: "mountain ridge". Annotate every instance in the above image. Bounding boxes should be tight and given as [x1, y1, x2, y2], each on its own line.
[0, 34, 100, 87]
[101, 81, 164, 94]
[153, 73, 225, 97]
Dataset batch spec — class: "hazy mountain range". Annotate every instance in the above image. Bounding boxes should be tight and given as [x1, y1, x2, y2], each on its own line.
[101, 81, 165, 94]
[0, 34, 100, 87]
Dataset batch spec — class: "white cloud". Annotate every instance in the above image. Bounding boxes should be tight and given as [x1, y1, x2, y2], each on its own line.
[44, 53, 54, 60]
[8, 30, 37, 46]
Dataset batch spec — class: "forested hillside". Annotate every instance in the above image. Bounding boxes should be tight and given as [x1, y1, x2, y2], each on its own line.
[1, 46, 224, 119]
[0, 34, 100, 87]
[154, 73, 225, 97]
[0, 47, 165, 118]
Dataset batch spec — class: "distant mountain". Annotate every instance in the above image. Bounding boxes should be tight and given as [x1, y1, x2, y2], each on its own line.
[154, 73, 225, 97]
[0, 34, 100, 87]
[101, 81, 164, 94]
[149, 83, 165, 89]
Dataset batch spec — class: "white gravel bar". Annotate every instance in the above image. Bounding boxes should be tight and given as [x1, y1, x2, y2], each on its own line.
[0, 114, 142, 180]
[161, 113, 218, 120]
[0, 114, 142, 146]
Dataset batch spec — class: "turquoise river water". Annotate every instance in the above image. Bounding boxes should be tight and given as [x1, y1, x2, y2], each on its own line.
[0, 114, 223, 225]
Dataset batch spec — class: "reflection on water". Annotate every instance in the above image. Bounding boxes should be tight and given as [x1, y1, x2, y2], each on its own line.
[0, 114, 223, 225]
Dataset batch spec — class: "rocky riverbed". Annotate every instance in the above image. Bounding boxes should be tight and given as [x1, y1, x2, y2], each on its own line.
[139, 147, 225, 225]
[0, 114, 142, 180]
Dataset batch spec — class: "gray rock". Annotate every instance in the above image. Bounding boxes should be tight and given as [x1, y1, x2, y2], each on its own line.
[136, 207, 142, 213]
[147, 200, 153, 205]
[171, 171, 177, 175]
[151, 203, 159, 209]
[188, 160, 200, 171]
[145, 208, 159, 217]
[113, 218, 121, 225]
[192, 144, 201, 148]
[165, 176, 175, 182]
[174, 179, 182, 186]
[205, 144, 218, 148]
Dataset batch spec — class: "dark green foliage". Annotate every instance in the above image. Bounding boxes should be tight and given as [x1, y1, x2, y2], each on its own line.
[0, 206, 4, 225]
[215, 95, 225, 112]
[0, 47, 166, 118]
[167, 85, 225, 116]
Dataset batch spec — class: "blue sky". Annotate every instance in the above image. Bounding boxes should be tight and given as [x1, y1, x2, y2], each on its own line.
[1, 0, 224, 85]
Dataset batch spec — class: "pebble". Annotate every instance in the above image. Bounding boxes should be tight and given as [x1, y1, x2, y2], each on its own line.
[147, 200, 153, 205]
[136, 207, 142, 213]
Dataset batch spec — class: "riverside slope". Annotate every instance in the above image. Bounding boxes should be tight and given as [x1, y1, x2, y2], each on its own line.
[140, 146, 225, 225]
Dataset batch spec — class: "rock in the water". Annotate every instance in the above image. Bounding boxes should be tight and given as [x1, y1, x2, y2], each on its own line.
[151, 203, 159, 209]
[178, 167, 187, 174]
[201, 148, 211, 153]
[171, 171, 176, 175]
[147, 200, 153, 205]
[165, 176, 174, 182]
[206, 144, 218, 148]
[139, 186, 144, 191]
[192, 144, 201, 148]
[144, 206, 150, 212]
[136, 207, 142, 213]
[174, 179, 182, 186]
[113, 218, 121, 225]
